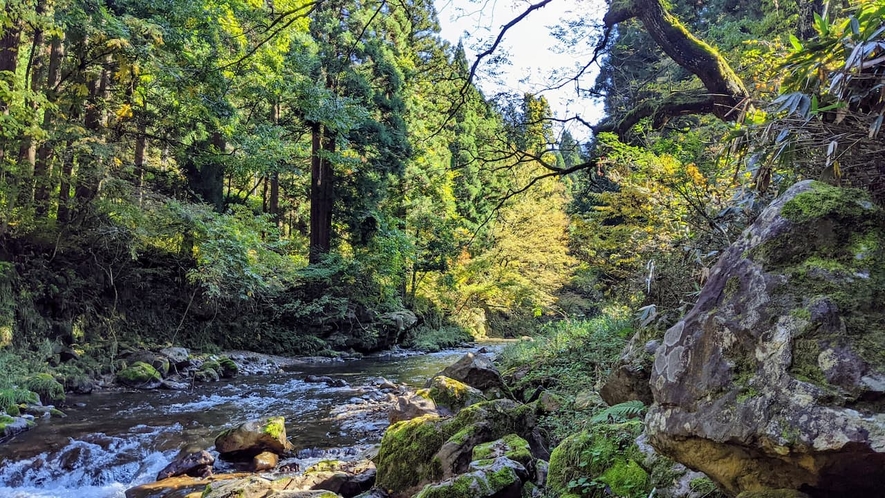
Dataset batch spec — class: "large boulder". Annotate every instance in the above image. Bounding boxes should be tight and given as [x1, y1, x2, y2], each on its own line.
[599, 332, 657, 406]
[426, 376, 486, 414]
[437, 353, 509, 397]
[116, 362, 162, 389]
[647, 181, 885, 496]
[215, 416, 294, 460]
[375, 399, 545, 497]
[388, 393, 441, 424]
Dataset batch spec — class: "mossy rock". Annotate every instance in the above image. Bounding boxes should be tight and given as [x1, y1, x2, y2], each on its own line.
[200, 360, 222, 374]
[376, 399, 542, 496]
[427, 375, 486, 413]
[547, 421, 647, 498]
[472, 434, 533, 470]
[0, 388, 38, 415]
[25, 373, 65, 404]
[413, 461, 522, 498]
[117, 361, 162, 388]
[194, 368, 220, 383]
[0, 414, 15, 431]
[218, 357, 238, 378]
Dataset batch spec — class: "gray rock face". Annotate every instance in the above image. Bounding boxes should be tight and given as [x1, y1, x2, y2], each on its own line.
[647, 181, 885, 496]
[599, 332, 655, 406]
[439, 353, 507, 394]
[388, 394, 441, 424]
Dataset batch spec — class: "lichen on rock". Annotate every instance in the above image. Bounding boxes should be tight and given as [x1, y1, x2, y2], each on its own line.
[647, 180, 885, 495]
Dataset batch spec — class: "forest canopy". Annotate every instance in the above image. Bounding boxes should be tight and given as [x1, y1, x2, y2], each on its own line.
[0, 0, 882, 354]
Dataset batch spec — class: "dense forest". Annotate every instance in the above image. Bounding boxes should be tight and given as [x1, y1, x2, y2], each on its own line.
[0, 0, 883, 368]
[0, 0, 881, 355]
[1, 0, 884, 495]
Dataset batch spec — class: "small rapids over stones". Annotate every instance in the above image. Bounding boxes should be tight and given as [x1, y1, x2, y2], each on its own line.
[0, 347, 493, 498]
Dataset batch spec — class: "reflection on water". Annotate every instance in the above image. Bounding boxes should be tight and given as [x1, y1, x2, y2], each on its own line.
[0, 347, 495, 498]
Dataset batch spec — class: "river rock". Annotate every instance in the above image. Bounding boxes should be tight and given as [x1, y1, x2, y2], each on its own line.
[414, 457, 525, 498]
[117, 361, 163, 388]
[0, 414, 33, 438]
[125, 472, 253, 498]
[156, 450, 214, 480]
[437, 353, 508, 396]
[252, 450, 279, 471]
[646, 181, 885, 495]
[215, 416, 294, 460]
[375, 399, 545, 497]
[160, 347, 189, 366]
[388, 393, 440, 424]
[126, 351, 171, 377]
[425, 376, 486, 414]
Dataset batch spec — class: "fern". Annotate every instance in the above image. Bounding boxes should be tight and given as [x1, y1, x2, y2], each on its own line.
[591, 400, 647, 424]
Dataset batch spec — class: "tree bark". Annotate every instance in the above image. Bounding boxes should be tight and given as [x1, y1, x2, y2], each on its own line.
[309, 122, 335, 263]
[269, 101, 280, 225]
[17, 0, 49, 207]
[34, 33, 64, 217]
[598, 0, 749, 135]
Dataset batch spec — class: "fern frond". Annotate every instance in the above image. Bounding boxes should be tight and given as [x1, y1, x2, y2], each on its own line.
[591, 400, 647, 424]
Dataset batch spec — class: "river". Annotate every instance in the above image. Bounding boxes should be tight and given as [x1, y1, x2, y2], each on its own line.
[0, 347, 491, 498]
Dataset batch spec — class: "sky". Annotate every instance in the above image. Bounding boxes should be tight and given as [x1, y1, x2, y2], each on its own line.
[433, 0, 608, 142]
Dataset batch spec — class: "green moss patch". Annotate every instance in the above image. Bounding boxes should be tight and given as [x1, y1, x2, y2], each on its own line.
[261, 416, 286, 440]
[428, 376, 486, 413]
[547, 421, 648, 498]
[117, 362, 162, 387]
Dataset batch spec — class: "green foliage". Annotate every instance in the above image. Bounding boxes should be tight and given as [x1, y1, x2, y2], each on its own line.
[24, 373, 65, 405]
[590, 400, 647, 424]
[404, 325, 473, 353]
[499, 309, 633, 441]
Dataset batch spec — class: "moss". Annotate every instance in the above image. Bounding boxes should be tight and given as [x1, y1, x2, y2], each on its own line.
[547, 421, 646, 497]
[261, 416, 286, 440]
[598, 459, 648, 497]
[428, 376, 486, 413]
[472, 434, 532, 469]
[780, 183, 871, 224]
[724, 276, 741, 298]
[689, 477, 722, 495]
[413, 466, 519, 498]
[0, 413, 15, 432]
[200, 360, 221, 374]
[376, 414, 448, 493]
[25, 373, 65, 404]
[218, 357, 238, 378]
[305, 460, 344, 473]
[376, 399, 538, 495]
[117, 361, 162, 387]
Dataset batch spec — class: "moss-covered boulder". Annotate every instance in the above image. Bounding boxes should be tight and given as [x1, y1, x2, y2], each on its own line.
[117, 362, 163, 388]
[375, 399, 545, 497]
[437, 353, 509, 397]
[25, 372, 66, 403]
[471, 434, 533, 474]
[427, 376, 486, 414]
[218, 356, 239, 378]
[414, 457, 525, 498]
[647, 181, 885, 496]
[215, 416, 294, 460]
[547, 421, 648, 498]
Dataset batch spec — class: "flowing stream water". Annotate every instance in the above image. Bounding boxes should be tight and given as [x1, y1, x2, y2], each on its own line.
[0, 347, 492, 498]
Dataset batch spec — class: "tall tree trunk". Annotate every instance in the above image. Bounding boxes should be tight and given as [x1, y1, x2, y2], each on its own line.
[73, 65, 108, 216]
[796, 0, 825, 40]
[0, 8, 22, 234]
[17, 0, 49, 208]
[182, 132, 226, 212]
[269, 101, 281, 225]
[134, 118, 146, 207]
[309, 123, 335, 263]
[57, 139, 75, 223]
[34, 33, 63, 217]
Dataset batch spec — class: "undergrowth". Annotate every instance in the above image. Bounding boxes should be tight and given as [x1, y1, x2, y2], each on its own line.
[499, 306, 633, 442]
